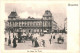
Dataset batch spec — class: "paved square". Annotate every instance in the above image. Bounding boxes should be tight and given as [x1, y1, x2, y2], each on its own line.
[5, 33, 67, 50]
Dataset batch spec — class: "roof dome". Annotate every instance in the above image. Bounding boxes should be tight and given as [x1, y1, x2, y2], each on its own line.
[8, 11, 18, 18]
[43, 10, 52, 17]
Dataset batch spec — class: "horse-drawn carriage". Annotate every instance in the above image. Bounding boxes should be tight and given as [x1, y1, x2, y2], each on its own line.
[57, 36, 64, 44]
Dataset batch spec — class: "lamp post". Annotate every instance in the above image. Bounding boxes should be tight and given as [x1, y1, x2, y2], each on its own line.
[10, 27, 14, 38]
[18, 28, 22, 43]
[8, 27, 11, 46]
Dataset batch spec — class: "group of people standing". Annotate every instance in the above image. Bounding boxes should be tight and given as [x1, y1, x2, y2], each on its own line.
[32, 37, 39, 47]
[32, 37, 45, 47]
[7, 36, 17, 48]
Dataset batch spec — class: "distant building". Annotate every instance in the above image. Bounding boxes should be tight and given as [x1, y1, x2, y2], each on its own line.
[64, 18, 67, 32]
[5, 10, 57, 34]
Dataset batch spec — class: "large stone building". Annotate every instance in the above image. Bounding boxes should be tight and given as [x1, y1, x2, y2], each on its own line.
[5, 10, 57, 35]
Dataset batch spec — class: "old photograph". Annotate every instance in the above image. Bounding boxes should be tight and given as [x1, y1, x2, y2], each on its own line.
[4, 2, 67, 50]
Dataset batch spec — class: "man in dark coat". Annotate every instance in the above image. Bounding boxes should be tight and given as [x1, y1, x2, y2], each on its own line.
[53, 35, 55, 39]
[13, 36, 17, 48]
[49, 38, 51, 44]
[8, 38, 11, 46]
[8, 35, 11, 46]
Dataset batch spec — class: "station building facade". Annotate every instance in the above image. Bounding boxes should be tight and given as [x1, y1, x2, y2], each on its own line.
[5, 10, 57, 34]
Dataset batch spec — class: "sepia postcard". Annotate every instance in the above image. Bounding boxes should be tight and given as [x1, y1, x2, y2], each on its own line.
[0, 0, 79, 53]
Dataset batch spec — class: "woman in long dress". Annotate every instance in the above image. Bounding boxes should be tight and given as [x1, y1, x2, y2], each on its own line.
[34, 40, 39, 47]
[13, 37, 17, 48]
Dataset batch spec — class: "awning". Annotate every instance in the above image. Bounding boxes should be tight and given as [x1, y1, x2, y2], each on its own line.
[43, 30, 47, 32]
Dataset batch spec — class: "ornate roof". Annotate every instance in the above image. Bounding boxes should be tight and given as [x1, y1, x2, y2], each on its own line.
[26, 16, 42, 20]
[43, 10, 52, 17]
[8, 11, 18, 18]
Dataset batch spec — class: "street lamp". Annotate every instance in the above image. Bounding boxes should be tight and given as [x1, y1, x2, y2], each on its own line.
[10, 27, 14, 38]
[18, 28, 22, 43]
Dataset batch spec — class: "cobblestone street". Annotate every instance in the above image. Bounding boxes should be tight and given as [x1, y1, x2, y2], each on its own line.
[5, 33, 67, 50]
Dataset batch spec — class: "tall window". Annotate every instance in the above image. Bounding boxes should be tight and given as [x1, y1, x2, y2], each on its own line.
[29, 23, 30, 26]
[35, 23, 36, 26]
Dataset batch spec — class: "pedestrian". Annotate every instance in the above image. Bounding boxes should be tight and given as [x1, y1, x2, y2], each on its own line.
[53, 35, 55, 39]
[33, 39, 35, 47]
[13, 36, 17, 48]
[34, 38, 39, 47]
[20, 37, 22, 43]
[49, 38, 51, 44]
[26, 35, 29, 40]
[62, 37, 64, 44]
[32, 38, 34, 47]
[8, 38, 11, 46]
[18, 37, 20, 43]
[42, 40, 45, 47]
[30, 35, 33, 40]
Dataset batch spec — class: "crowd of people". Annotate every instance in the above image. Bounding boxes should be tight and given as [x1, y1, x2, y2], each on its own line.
[5, 33, 65, 48]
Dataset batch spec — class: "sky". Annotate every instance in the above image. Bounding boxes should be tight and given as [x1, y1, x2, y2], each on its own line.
[5, 2, 66, 28]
